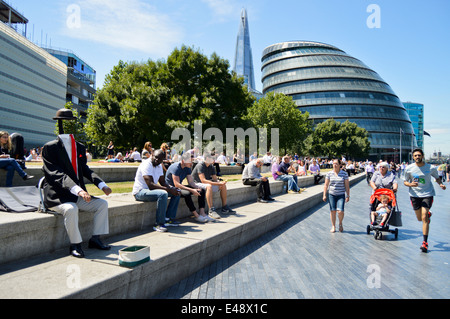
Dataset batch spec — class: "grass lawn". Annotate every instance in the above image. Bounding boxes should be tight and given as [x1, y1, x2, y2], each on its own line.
[85, 173, 267, 196]
[85, 170, 332, 196]
[26, 161, 332, 196]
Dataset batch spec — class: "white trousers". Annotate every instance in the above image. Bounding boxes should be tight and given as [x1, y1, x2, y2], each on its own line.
[52, 197, 109, 244]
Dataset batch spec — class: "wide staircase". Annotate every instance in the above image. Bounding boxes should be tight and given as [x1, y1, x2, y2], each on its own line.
[0, 164, 364, 298]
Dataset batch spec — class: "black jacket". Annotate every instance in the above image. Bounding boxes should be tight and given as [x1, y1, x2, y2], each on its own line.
[42, 137, 104, 207]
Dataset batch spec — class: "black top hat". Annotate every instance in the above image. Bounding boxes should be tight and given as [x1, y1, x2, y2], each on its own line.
[53, 108, 76, 120]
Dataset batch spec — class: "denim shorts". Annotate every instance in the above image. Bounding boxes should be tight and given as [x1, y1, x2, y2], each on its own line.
[328, 193, 345, 212]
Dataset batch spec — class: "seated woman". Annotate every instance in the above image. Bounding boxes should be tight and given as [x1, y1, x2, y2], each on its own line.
[107, 152, 124, 162]
[0, 131, 34, 187]
[141, 141, 153, 160]
[296, 160, 307, 176]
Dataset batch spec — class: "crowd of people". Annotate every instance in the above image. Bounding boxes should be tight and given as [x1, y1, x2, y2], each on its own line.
[1, 123, 448, 256]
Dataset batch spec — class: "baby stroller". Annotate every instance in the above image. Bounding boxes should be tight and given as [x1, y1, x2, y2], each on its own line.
[366, 188, 402, 240]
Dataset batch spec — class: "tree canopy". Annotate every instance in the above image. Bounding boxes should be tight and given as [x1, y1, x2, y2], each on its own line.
[85, 45, 255, 152]
[244, 92, 312, 155]
[305, 119, 371, 159]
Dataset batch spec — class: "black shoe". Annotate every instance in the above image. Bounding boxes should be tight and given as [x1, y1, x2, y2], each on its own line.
[265, 197, 275, 201]
[69, 243, 85, 258]
[221, 205, 236, 214]
[23, 175, 34, 181]
[88, 236, 111, 250]
[420, 241, 428, 253]
[257, 198, 268, 203]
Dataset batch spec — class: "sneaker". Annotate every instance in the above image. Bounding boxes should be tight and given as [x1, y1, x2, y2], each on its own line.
[288, 190, 297, 194]
[204, 214, 216, 222]
[420, 241, 428, 253]
[427, 211, 432, 223]
[164, 218, 180, 227]
[208, 207, 221, 219]
[153, 224, 168, 232]
[257, 198, 268, 203]
[195, 215, 208, 223]
[221, 205, 236, 214]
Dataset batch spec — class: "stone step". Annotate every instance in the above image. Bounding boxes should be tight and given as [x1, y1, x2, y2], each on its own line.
[1, 174, 320, 265]
[0, 174, 364, 299]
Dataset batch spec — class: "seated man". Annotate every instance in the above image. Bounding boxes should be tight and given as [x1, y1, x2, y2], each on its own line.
[42, 109, 112, 258]
[132, 149, 181, 232]
[242, 158, 273, 203]
[308, 158, 324, 185]
[262, 152, 273, 167]
[273, 156, 302, 193]
[165, 152, 211, 223]
[129, 147, 142, 162]
[192, 153, 236, 218]
[216, 152, 229, 165]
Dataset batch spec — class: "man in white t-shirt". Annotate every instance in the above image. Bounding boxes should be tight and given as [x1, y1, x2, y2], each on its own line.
[132, 149, 181, 232]
[129, 147, 142, 162]
[404, 148, 446, 252]
[216, 152, 228, 165]
[262, 152, 273, 166]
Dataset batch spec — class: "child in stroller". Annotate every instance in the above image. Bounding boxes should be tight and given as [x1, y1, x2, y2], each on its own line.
[371, 194, 391, 227]
[367, 188, 400, 240]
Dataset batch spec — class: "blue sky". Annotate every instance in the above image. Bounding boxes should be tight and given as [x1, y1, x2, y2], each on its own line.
[13, 0, 450, 157]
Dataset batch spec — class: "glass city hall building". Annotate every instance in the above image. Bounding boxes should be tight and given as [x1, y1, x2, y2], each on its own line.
[261, 41, 415, 161]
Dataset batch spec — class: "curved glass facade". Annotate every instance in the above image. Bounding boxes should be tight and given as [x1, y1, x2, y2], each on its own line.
[261, 41, 416, 161]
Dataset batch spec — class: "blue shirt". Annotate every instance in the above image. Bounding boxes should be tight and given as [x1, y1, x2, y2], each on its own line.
[165, 162, 191, 187]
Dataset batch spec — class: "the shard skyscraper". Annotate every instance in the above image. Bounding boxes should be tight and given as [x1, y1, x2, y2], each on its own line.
[233, 8, 256, 92]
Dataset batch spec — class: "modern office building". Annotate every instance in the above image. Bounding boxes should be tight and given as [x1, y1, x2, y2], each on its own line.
[0, 9, 67, 149]
[261, 41, 415, 160]
[403, 102, 424, 150]
[0, 0, 27, 35]
[44, 48, 96, 119]
[233, 8, 262, 99]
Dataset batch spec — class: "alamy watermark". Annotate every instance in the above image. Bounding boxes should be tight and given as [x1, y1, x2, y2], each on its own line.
[366, 264, 381, 289]
[66, 264, 81, 289]
[367, 4, 381, 29]
[170, 120, 279, 162]
[66, 4, 81, 29]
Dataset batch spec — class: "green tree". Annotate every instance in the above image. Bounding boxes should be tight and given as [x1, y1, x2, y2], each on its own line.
[54, 102, 86, 142]
[305, 119, 370, 159]
[244, 92, 312, 154]
[85, 46, 254, 151]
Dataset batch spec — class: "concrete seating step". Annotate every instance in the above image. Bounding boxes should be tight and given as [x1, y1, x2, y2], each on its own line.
[0, 176, 284, 265]
[0, 174, 364, 299]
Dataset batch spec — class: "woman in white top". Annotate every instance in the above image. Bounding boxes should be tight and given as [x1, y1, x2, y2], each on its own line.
[296, 160, 307, 176]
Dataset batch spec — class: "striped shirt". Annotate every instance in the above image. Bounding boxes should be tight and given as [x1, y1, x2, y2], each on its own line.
[325, 170, 349, 195]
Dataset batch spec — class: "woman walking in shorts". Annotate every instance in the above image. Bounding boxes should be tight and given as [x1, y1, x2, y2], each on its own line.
[323, 158, 350, 232]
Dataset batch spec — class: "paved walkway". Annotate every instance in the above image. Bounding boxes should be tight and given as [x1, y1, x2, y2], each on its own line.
[154, 177, 450, 299]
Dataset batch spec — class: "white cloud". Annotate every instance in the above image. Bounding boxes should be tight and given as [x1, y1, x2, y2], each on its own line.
[63, 0, 183, 56]
[201, 0, 241, 21]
